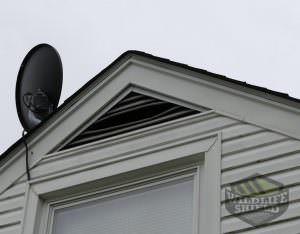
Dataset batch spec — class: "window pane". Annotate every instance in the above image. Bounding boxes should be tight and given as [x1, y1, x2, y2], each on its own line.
[52, 178, 194, 234]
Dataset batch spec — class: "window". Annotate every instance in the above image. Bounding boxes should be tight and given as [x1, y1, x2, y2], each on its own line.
[22, 120, 221, 234]
[51, 176, 194, 234]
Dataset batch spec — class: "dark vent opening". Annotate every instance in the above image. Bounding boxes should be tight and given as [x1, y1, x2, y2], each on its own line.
[60, 92, 199, 150]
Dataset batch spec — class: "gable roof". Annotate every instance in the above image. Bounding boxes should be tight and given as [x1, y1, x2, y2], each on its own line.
[1, 50, 300, 161]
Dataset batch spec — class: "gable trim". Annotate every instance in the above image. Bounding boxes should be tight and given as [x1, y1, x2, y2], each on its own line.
[1, 51, 300, 196]
[3, 50, 300, 163]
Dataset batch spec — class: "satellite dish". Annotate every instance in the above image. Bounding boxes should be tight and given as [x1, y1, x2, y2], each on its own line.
[16, 44, 63, 132]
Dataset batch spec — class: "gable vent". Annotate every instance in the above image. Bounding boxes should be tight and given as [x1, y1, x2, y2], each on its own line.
[60, 92, 199, 150]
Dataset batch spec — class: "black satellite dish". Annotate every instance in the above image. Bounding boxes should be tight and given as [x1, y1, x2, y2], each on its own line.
[16, 44, 63, 132]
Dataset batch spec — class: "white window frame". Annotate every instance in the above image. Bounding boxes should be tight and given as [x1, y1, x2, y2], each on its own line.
[21, 123, 221, 234]
[45, 166, 200, 234]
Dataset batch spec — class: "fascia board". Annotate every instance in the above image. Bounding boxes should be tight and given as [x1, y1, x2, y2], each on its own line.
[129, 56, 300, 139]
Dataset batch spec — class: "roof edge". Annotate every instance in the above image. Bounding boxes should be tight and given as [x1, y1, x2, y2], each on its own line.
[2, 49, 300, 161]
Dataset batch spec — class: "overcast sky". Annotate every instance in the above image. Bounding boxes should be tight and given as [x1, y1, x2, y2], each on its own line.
[1, 0, 300, 154]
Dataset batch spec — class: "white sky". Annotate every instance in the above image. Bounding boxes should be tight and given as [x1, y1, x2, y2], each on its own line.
[1, 0, 300, 154]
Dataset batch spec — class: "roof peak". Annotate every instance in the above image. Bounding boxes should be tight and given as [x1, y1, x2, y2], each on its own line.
[1, 49, 299, 159]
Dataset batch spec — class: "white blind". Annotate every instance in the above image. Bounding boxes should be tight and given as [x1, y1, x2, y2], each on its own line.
[52, 178, 194, 234]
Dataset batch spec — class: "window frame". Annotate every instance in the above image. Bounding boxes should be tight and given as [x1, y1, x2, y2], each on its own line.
[21, 125, 221, 234]
[46, 166, 199, 234]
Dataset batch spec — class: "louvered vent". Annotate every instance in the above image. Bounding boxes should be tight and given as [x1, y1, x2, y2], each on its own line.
[60, 92, 199, 150]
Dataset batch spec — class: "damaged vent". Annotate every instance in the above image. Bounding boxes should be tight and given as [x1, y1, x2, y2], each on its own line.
[60, 92, 199, 150]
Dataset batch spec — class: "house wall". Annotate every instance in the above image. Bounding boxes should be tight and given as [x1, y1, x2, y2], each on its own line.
[220, 121, 300, 233]
[0, 180, 26, 234]
[1, 113, 300, 233]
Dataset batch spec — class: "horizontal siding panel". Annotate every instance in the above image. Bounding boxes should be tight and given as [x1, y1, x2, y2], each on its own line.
[222, 124, 262, 141]
[0, 182, 25, 234]
[222, 182, 300, 203]
[0, 224, 21, 234]
[0, 197, 23, 215]
[222, 151, 300, 185]
[271, 168, 300, 188]
[222, 131, 287, 156]
[221, 167, 300, 202]
[231, 218, 300, 234]
[0, 183, 26, 202]
[0, 210, 22, 227]
[222, 201, 300, 233]
[222, 139, 300, 170]
[222, 184, 300, 217]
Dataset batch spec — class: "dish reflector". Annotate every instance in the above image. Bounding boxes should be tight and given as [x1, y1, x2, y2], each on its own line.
[16, 44, 63, 131]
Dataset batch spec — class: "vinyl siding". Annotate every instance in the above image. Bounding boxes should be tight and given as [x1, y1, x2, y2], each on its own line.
[1, 113, 300, 233]
[34, 113, 300, 233]
[221, 122, 300, 234]
[0, 180, 26, 234]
